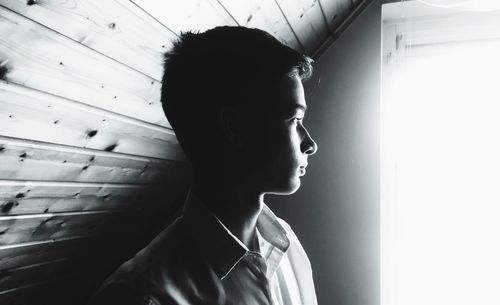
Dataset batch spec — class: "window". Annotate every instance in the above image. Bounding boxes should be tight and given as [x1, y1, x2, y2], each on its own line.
[381, 2, 500, 305]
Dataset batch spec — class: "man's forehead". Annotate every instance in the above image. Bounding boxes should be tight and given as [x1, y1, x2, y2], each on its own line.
[263, 76, 306, 111]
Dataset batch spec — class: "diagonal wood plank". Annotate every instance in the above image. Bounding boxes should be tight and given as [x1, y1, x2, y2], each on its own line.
[217, 0, 302, 51]
[0, 178, 189, 214]
[0, 235, 110, 271]
[319, 0, 353, 32]
[0, 0, 176, 81]
[0, 258, 71, 291]
[0, 136, 188, 184]
[0, 181, 144, 216]
[132, 0, 238, 34]
[0, 81, 184, 160]
[274, 0, 330, 55]
[0, 6, 169, 127]
[0, 210, 136, 246]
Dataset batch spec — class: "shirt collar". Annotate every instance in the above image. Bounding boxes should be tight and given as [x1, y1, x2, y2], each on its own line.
[181, 188, 290, 280]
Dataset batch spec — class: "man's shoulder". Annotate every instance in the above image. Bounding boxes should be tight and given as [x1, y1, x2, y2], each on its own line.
[89, 217, 187, 302]
[109, 216, 203, 281]
[90, 216, 224, 305]
[88, 280, 161, 305]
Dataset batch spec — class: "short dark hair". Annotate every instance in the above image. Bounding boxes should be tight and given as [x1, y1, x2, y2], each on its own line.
[161, 26, 313, 165]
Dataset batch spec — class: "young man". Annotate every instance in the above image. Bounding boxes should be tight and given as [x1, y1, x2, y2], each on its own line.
[90, 26, 318, 305]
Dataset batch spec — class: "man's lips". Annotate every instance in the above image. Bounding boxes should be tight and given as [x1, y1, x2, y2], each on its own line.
[299, 164, 307, 175]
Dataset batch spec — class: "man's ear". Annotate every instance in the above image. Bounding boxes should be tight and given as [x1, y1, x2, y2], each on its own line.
[219, 107, 243, 148]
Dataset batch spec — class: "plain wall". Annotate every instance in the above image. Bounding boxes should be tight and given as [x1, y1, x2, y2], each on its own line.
[267, 1, 382, 304]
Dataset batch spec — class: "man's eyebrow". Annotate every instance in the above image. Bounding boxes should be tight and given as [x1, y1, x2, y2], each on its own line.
[281, 104, 307, 116]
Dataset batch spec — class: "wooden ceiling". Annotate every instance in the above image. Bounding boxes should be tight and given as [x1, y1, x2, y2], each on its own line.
[128, 0, 370, 58]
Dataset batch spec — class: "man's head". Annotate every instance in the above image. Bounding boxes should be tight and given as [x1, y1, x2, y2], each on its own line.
[161, 26, 317, 195]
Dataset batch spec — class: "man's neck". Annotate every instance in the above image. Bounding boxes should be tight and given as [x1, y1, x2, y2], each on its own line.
[192, 178, 264, 251]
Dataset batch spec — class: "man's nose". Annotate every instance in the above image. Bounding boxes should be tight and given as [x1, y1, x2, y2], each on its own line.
[301, 128, 318, 155]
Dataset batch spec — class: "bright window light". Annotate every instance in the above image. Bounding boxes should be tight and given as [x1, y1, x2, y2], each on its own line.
[381, 2, 500, 305]
[416, 0, 500, 11]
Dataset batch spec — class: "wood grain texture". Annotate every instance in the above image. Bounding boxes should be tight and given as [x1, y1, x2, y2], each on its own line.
[132, 0, 237, 34]
[0, 81, 184, 160]
[0, 233, 141, 270]
[0, 180, 189, 217]
[0, 136, 187, 183]
[217, 0, 302, 51]
[0, 238, 113, 304]
[0, 6, 170, 127]
[0, 209, 185, 302]
[0, 180, 156, 215]
[274, 0, 330, 54]
[0, 0, 176, 81]
[0, 235, 96, 270]
[319, 0, 352, 32]
[0, 210, 136, 246]
[0, 263, 111, 305]
[0, 248, 126, 294]
[0, 258, 71, 291]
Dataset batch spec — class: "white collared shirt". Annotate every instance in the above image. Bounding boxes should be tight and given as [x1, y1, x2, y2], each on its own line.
[90, 190, 318, 305]
[195, 192, 318, 305]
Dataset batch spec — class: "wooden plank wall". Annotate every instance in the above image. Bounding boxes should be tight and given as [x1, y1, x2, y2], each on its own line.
[0, 1, 191, 304]
[0, 0, 356, 304]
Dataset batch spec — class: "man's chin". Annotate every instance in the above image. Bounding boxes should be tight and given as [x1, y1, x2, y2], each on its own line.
[266, 177, 301, 195]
